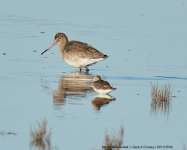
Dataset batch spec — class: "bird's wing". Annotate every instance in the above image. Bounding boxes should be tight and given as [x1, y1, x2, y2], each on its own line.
[64, 41, 106, 59]
[94, 80, 114, 90]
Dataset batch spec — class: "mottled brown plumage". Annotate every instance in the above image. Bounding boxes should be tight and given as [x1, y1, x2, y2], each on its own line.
[65, 41, 107, 59]
[92, 76, 116, 94]
[42, 33, 108, 71]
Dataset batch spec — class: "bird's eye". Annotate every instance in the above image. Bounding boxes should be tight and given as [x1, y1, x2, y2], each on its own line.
[57, 38, 59, 40]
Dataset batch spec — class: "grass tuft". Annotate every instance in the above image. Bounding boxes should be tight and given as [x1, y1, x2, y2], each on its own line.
[150, 81, 172, 101]
[104, 125, 124, 150]
[150, 81, 172, 116]
[30, 119, 53, 150]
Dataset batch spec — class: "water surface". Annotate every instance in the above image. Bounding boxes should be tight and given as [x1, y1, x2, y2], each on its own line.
[0, 0, 187, 149]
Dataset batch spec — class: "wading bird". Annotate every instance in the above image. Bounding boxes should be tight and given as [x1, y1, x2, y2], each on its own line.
[41, 33, 108, 71]
[92, 75, 116, 94]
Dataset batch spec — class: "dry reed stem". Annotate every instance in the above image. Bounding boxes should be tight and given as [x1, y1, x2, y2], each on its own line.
[150, 81, 172, 102]
[30, 119, 52, 150]
[104, 125, 124, 150]
[150, 81, 172, 116]
[30, 119, 51, 141]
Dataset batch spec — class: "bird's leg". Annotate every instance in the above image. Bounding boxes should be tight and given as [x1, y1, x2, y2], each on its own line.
[86, 68, 89, 71]
[80, 68, 82, 71]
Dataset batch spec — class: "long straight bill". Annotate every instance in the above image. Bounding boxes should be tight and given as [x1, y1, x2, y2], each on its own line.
[41, 42, 57, 55]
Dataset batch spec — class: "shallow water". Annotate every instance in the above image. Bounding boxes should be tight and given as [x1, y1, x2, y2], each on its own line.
[0, 0, 187, 150]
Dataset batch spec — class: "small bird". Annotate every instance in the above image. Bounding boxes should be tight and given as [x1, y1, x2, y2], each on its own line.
[41, 33, 108, 71]
[92, 76, 116, 94]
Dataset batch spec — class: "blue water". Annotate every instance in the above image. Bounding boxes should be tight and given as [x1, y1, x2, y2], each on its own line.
[0, 0, 187, 150]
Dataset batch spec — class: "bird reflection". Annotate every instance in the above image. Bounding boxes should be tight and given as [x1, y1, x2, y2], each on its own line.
[92, 94, 115, 110]
[52, 71, 94, 107]
[46, 71, 116, 111]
